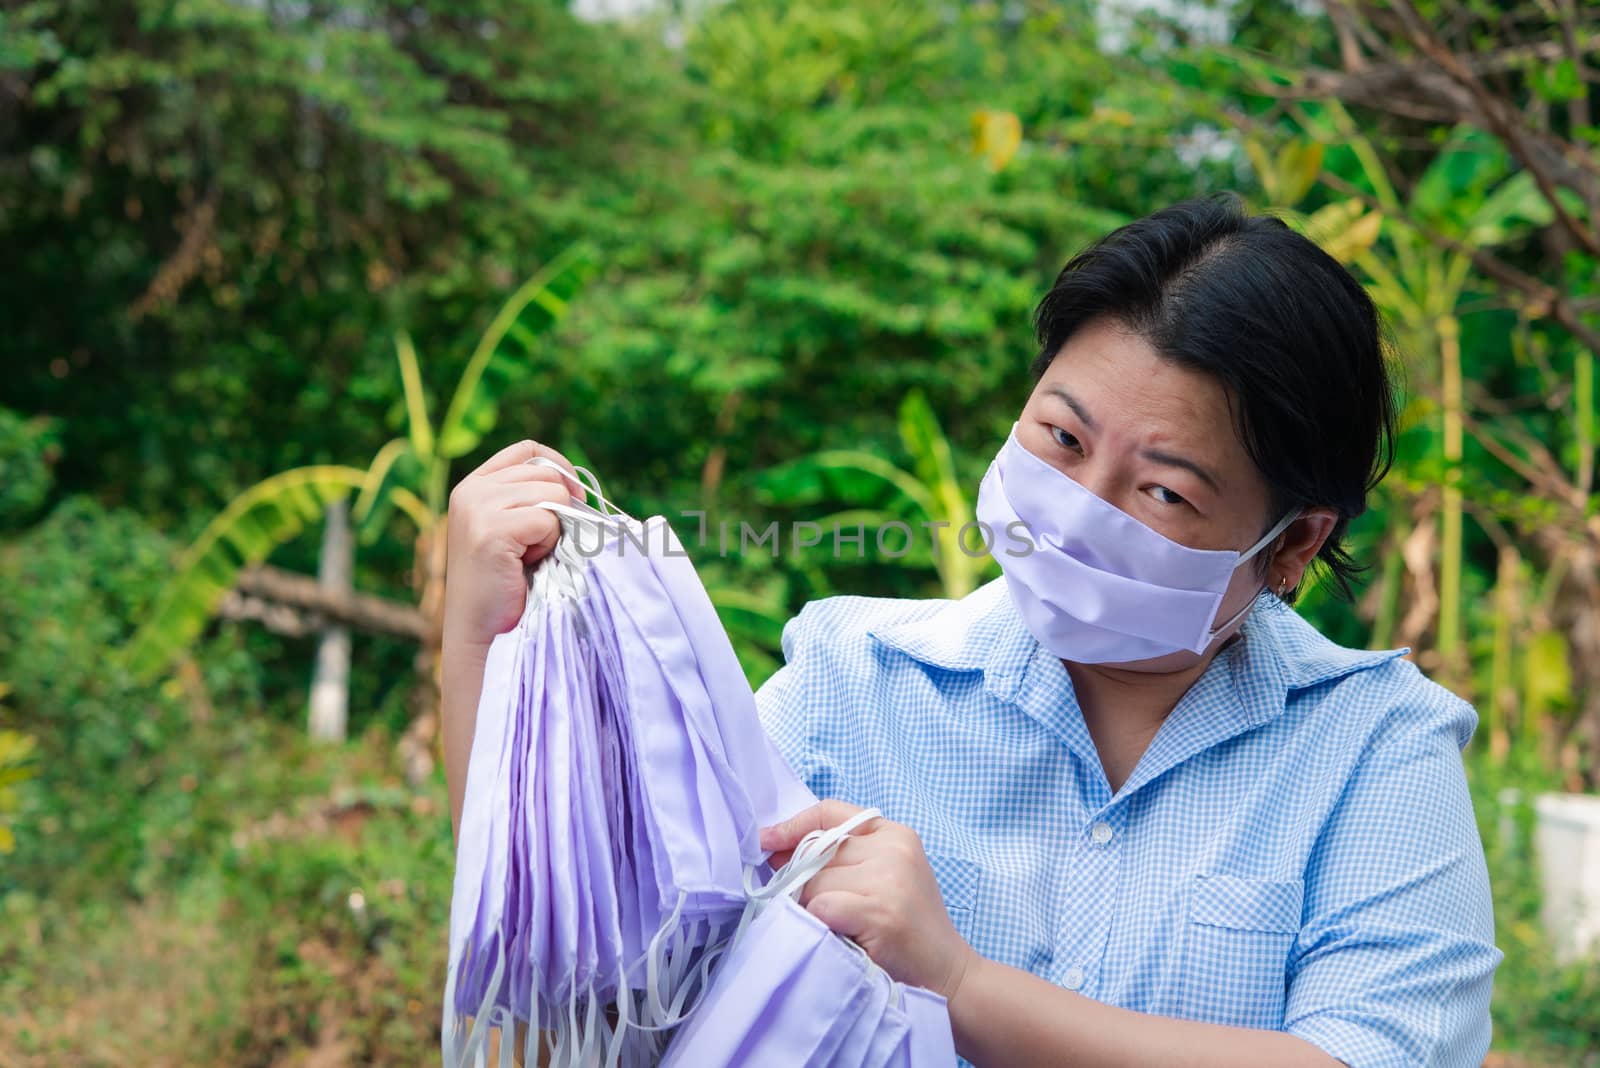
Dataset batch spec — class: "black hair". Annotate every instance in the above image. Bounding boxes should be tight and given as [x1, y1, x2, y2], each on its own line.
[1029, 193, 1397, 601]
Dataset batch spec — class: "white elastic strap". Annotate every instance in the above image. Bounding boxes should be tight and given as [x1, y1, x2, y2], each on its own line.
[620, 916, 737, 1034]
[530, 544, 591, 603]
[1207, 587, 1269, 640]
[642, 890, 687, 1027]
[526, 456, 631, 519]
[450, 941, 506, 1068]
[605, 959, 630, 1068]
[575, 986, 602, 1068]
[494, 1006, 515, 1068]
[1206, 510, 1302, 641]
[760, 806, 882, 902]
[730, 807, 882, 946]
[571, 464, 612, 510]
[527, 502, 628, 579]
[1235, 507, 1301, 568]
[522, 1012, 541, 1068]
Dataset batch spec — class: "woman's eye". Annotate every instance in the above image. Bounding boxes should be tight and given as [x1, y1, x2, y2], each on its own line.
[1148, 486, 1187, 506]
[1050, 426, 1083, 454]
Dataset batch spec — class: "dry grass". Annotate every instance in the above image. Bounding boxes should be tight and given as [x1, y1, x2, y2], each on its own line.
[0, 892, 244, 1067]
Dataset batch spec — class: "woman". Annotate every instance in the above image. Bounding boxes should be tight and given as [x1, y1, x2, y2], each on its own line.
[440, 196, 1501, 1067]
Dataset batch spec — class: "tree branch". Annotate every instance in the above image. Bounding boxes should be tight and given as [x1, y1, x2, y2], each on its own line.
[1385, 0, 1600, 255]
[228, 565, 432, 642]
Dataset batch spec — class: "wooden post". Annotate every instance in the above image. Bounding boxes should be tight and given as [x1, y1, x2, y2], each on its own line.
[308, 499, 353, 743]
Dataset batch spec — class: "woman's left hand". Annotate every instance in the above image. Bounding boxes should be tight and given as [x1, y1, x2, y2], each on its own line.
[759, 799, 979, 1004]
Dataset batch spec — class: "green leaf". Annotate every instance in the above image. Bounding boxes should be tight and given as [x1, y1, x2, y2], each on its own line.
[1523, 629, 1574, 719]
[1531, 57, 1586, 103]
[1274, 140, 1325, 207]
[436, 242, 598, 459]
[1300, 199, 1383, 264]
[1244, 138, 1323, 207]
[971, 108, 1022, 172]
[1243, 139, 1275, 200]
[394, 331, 434, 460]
[756, 449, 937, 519]
[1465, 170, 1555, 247]
[708, 587, 789, 652]
[122, 465, 369, 681]
[1410, 128, 1509, 233]
[897, 390, 959, 515]
[352, 438, 424, 544]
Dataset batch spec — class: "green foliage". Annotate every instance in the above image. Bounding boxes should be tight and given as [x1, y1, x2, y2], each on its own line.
[123, 466, 370, 681]
[0, 739, 453, 1065]
[0, 408, 57, 531]
[1468, 753, 1600, 1058]
[436, 242, 600, 461]
[0, 0, 676, 530]
[1244, 138, 1323, 207]
[211, 779, 454, 1065]
[0, 724, 35, 856]
[558, 0, 1210, 533]
[0, 497, 268, 899]
[124, 244, 595, 684]
[758, 389, 996, 598]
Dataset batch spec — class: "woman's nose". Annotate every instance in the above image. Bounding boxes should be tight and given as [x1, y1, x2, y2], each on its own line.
[1070, 460, 1125, 513]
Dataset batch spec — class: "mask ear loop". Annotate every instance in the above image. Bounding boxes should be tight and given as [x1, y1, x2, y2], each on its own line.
[571, 464, 613, 511]
[1207, 509, 1304, 642]
[1235, 507, 1302, 568]
[526, 456, 631, 521]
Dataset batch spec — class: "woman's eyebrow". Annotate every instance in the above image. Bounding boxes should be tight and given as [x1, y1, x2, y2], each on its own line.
[1047, 385, 1223, 491]
[1141, 447, 1222, 493]
[1045, 386, 1098, 430]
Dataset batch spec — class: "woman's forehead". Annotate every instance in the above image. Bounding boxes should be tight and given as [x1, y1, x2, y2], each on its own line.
[1030, 321, 1260, 481]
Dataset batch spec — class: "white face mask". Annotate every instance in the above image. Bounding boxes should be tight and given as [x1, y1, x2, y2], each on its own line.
[974, 425, 1298, 664]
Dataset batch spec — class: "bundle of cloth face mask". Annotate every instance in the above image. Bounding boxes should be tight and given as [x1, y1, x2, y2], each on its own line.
[442, 459, 959, 1068]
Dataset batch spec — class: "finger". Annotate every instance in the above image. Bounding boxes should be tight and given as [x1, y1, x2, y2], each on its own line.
[824, 836, 873, 869]
[526, 441, 579, 477]
[798, 859, 877, 906]
[804, 890, 873, 941]
[467, 439, 539, 479]
[759, 799, 870, 852]
[467, 439, 577, 480]
[775, 834, 872, 875]
[481, 462, 573, 488]
[482, 481, 572, 513]
[499, 503, 564, 562]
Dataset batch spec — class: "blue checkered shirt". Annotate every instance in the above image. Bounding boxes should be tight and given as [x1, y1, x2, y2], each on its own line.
[755, 578, 1501, 1067]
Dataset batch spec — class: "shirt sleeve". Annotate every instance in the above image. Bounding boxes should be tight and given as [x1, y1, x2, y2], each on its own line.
[1284, 676, 1503, 1067]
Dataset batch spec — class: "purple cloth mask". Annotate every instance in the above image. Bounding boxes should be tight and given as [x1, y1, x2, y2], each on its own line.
[974, 423, 1297, 663]
[657, 895, 957, 1068]
[443, 474, 820, 1068]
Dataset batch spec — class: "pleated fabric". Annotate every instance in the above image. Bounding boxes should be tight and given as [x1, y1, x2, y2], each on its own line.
[443, 468, 956, 1067]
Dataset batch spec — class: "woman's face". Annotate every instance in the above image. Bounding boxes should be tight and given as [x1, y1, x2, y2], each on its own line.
[1017, 316, 1293, 667]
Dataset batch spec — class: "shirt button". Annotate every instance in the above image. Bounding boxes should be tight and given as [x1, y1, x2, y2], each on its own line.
[1062, 965, 1085, 991]
[1090, 821, 1114, 845]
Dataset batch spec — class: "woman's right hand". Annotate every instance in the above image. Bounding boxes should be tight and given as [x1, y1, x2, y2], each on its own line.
[441, 438, 580, 654]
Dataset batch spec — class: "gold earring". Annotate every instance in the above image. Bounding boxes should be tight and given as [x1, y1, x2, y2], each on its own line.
[1277, 576, 1288, 598]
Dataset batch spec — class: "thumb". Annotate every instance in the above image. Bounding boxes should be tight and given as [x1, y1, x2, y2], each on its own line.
[759, 799, 867, 853]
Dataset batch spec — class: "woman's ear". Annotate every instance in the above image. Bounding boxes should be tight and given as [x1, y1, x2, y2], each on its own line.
[1273, 507, 1339, 592]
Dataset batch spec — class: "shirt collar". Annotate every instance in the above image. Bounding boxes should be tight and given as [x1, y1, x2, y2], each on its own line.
[867, 579, 1090, 760]
[865, 578, 1020, 676]
[867, 579, 1411, 803]
[866, 578, 1409, 704]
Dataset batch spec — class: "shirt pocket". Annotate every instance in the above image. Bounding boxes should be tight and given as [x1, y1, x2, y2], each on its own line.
[925, 851, 982, 945]
[1175, 873, 1303, 1030]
